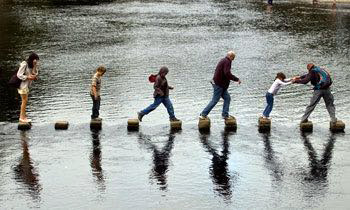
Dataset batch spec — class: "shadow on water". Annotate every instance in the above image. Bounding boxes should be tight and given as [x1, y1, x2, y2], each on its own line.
[199, 130, 235, 201]
[260, 133, 284, 182]
[138, 131, 177, 191]
[90, 130, 106, 191]
[13, 131, 41, 202]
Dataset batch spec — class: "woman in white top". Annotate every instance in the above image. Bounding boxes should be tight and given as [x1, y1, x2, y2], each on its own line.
[262, 72, 293, 118]
[17, 52, 39, 123]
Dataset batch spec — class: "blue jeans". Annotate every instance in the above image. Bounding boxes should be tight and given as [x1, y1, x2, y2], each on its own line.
[201, 84, 231, 117]
[140, 96, 175, 119]
[263, 92, 274, 117]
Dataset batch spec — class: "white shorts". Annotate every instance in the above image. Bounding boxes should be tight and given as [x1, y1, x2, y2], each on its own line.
[17, 87, 29, 95]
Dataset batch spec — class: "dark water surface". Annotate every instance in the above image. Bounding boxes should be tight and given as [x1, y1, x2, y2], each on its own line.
[0, 0, 350, 209]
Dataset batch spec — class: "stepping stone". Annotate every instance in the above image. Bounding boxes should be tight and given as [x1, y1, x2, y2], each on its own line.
[18, 122, 31, 130]
[170, 120, 182, 131]
[55, 121, 69, 130]
[90, 119, 102, 130]
[127, 119, 139, 131]
[258, 117, 271, 133]
[198, 117, 210, 131]
[225, 116, 237, 132]
[300, 121, 313, 132]
[330, 120, 345, 132]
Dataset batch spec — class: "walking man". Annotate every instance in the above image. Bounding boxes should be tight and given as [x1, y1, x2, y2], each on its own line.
[294, 63, 337, 123]
[200, 51, 241, 120]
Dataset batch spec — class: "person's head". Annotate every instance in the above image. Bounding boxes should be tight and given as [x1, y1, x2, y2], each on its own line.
[275, 72, 286, 81]
[158, 66, 169, 78]
[96, 66, 106, 76]
[227, 51, 236, 61]
[307, 63, 315, 71]
[27, 52, 39, 69]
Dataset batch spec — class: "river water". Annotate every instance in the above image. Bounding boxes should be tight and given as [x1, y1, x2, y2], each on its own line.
[0, 0, 350, 209]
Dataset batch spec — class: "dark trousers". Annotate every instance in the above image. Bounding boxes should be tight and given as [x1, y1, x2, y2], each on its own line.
[91, 95, 100, 119]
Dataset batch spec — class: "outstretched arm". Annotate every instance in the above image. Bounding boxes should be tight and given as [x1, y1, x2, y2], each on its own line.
[294, 73, 311, 84]
[223, 62, 240, 82]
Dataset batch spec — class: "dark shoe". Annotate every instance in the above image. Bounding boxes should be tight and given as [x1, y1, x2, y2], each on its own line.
[330, 118, 338, 126]
[301, 119, 308, 123]
[137, 112, 144, 122]
[170, 117, 180, 122]
[199, 115, 208, 120]
[223, 115, 234, 120]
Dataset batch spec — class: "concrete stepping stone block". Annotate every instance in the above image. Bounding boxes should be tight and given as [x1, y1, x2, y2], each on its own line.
[18, 122, 31, 130]
[300, 121, 313, 132]
[127, 119, 139, 131]
[198, 117, 210, 131]
[225, 116, 237, 132]
[55, 121, 69, 130]
[258, 117, 271, 133]
[170, 120, 182, 131]
[330, 120, 345, 132]
[90, 119, 102, 130]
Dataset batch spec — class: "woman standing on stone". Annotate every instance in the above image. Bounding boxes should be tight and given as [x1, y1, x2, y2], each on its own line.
[17, 52, 39, 123]
[137, 66, 179, 122]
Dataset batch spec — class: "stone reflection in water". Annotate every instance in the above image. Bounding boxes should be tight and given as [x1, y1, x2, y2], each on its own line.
[260, 133, 284, 182]
[13, 131, 41, 201]
[301, 133, 336, 182]
[200, 131, 234, 201]
[90, 130, 105, 191]
[138, 132, 175, 191]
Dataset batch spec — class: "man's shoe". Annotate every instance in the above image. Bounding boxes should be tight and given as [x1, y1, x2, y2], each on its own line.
[170, 117, 180, 122]
[137, 112, 144, 122]
[223, 115, 234, 120]
[92, 117, 102, 121]
[301, 119, 309, 123]
[199, 115, 208, 120]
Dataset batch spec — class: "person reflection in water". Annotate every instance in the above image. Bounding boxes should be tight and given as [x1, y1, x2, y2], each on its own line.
[90, 130, 105, 191]
[200, 131, 233, 200]
[13, 131, 41, 201]
[261, 133, 283, 182]
[138, 133, 175, 191]
[301, 133, 336, 182]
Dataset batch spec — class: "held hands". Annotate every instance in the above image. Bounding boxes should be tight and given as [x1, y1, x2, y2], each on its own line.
[237, 80, 242, 85]
[27, 74, 37, 81]
[291, 76, 300, 83]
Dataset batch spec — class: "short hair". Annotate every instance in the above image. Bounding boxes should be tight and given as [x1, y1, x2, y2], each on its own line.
[307, 63, 314, 71]
[96, 66, 106, 73]
[227, 51, 236, 58]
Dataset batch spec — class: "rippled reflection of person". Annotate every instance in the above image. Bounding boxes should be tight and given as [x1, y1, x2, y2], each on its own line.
[13, 131, 41, 201]
[90, 130, 105, 191]
[138, 132, 175, 191]
[261, 133, 283, 182]
[17, 52, 39, 123]
[301, 133, 336, 182]
[200, 131, 233, 200]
